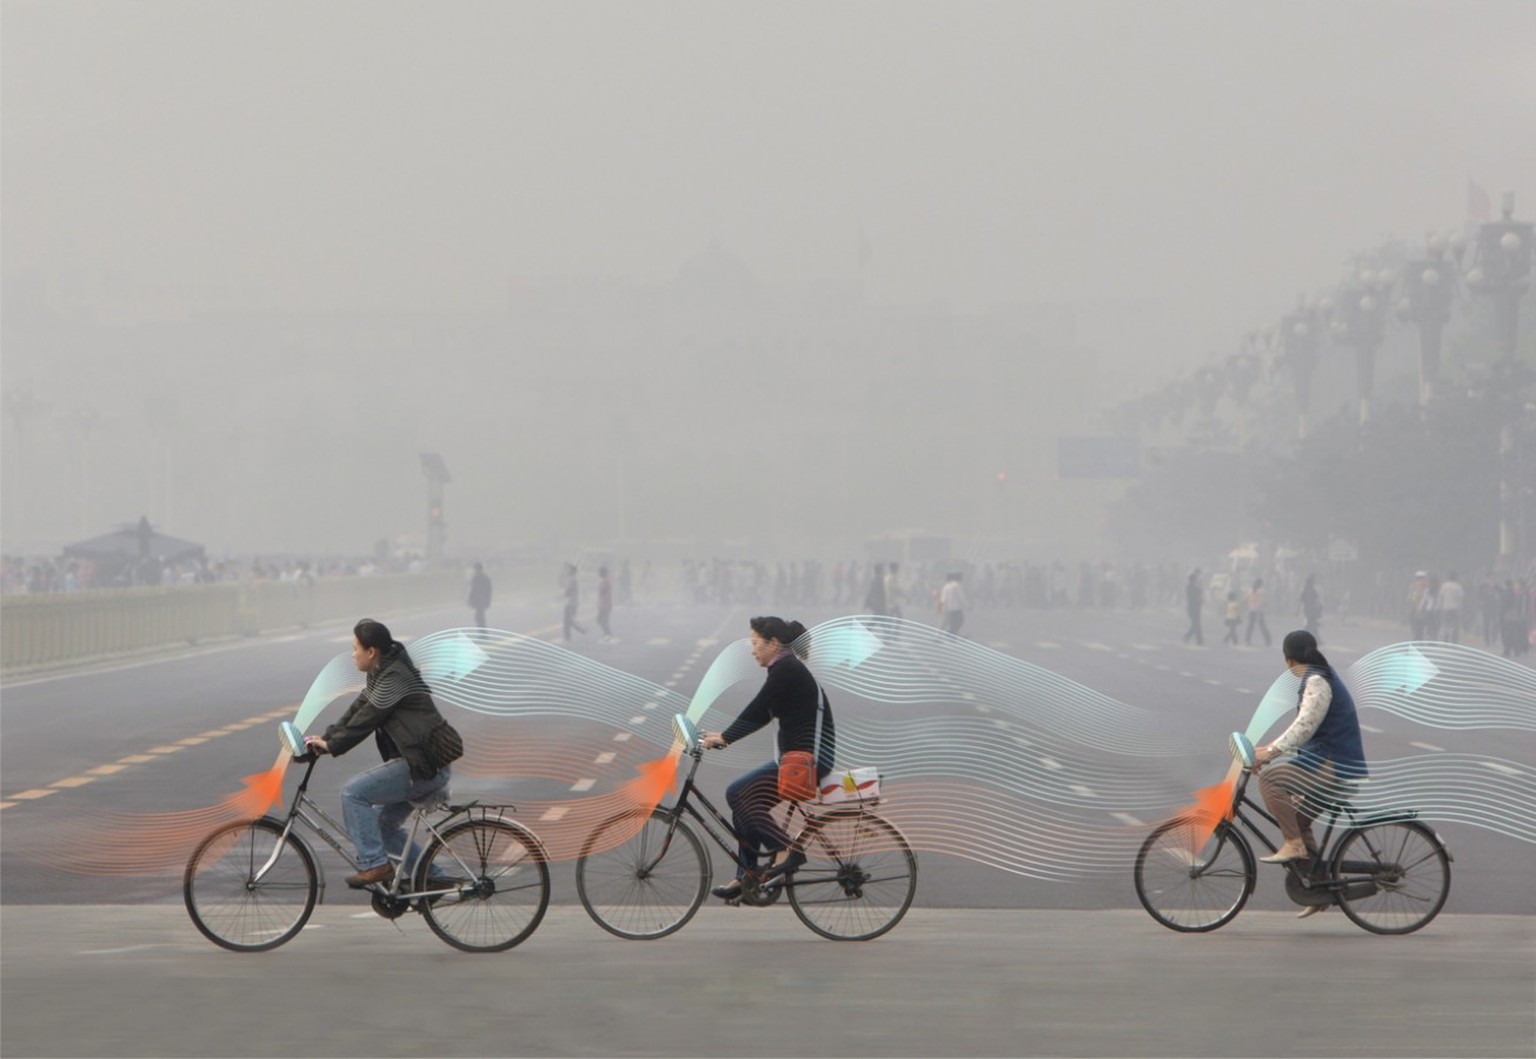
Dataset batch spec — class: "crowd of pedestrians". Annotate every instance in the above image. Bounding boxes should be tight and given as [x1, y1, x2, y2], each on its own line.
[1409, 569, 1535, 657]
[0, 552, 426, 596]
[23, 539, 1536, 663]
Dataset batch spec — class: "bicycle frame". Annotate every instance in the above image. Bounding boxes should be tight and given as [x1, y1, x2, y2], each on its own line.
[645, 742, 862, 889]
[262, 753, 505, 903]
[1224, 751, 1430, 892]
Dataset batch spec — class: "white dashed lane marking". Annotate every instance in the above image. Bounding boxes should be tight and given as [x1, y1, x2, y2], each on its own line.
[1481, 762, 1523, 776]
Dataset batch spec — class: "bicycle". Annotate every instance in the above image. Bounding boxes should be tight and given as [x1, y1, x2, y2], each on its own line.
[574, 713, 917, 941]
[184, 722, 551, 953]
[1134, 731, 1452, 935]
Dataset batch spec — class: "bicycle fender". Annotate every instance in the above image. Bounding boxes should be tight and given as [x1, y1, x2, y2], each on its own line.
[278, 827, 328, 902]
[1345, 810, 1420, 829]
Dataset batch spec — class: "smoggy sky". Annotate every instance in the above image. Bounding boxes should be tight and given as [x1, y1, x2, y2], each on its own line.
[7, 1, 1532, 339]
[3, 1, 1534, 558]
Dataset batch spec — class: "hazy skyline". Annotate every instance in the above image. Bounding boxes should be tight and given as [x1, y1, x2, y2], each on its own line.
[4, 0, 1535, 560]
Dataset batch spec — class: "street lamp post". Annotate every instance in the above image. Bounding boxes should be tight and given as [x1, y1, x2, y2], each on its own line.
[1281, 297, 1321, 440]
[1467, 193, 1535, 357]
[1331, 270, 1391, 429]
[1466, 192, 1535, 569]
[1395, 236, 1457, 408]
[419, 452, 451, 569]
[1226, 335, 1263, 448]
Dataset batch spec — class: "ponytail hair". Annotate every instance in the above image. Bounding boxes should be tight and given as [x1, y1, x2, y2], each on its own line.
[750, 615, 810, 658]
[1282, 628, 1331, 673]
[354, 617, 429, 686]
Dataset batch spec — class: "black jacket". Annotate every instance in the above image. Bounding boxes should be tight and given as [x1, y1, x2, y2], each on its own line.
[721, 653, 836, 767]
[323, 645, 459, 781]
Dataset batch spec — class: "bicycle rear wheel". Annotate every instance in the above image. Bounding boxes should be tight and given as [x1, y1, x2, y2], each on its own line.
[1134, 818, 1254, 932]
[575, 808, 709, 939]
[1330, 820, 1450, 935]
[787, 808, 916, 941]
[417, 818, 550, 953]
[184, 817, 317, 952]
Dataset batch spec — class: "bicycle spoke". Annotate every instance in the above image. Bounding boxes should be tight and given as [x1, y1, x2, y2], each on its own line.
[1135, 819, 1253, 932]
[184, 819, 317, 952]
[1332, 822, 1450, 935]
[419, 819, 549, 953]
[787, 811, 916, 941]
[576, 810, 709, 940]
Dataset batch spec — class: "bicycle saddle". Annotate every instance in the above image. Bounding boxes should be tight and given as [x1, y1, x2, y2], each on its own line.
[410, 790, 452, 811]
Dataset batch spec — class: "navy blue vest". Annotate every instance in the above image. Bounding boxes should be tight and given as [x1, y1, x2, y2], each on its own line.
[1295, 667, 1368, 778]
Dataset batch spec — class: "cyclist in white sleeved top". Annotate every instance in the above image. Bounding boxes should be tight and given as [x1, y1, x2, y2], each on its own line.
[1253, 629, 1369, 893]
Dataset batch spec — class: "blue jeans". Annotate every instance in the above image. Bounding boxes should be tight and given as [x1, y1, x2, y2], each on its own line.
[341, 758, 450, 872]
[725, 758, 831, 880]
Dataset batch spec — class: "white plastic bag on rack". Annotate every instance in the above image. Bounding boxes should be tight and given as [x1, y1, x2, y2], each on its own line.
[816, 767, 881, 804]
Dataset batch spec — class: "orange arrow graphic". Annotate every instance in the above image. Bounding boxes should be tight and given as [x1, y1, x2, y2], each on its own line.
[619, 751, 681, 811]
[231, 751, 290, 817]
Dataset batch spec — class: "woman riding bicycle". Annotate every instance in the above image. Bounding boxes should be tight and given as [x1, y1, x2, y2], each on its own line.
[700, 616, 836, 901]
[1254, 629, 1368, 867]
[304, 618, 464, 887]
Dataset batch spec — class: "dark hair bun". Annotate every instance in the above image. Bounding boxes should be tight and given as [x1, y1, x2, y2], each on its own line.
[749, 615, 809, 648]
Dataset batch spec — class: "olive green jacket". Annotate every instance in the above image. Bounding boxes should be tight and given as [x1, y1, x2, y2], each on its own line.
[323, 646, 460, 781]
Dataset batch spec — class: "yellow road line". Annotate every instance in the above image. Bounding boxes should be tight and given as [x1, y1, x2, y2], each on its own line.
[50, 776, 96, 789]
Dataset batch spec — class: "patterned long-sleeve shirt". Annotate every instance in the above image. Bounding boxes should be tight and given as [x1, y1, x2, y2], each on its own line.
[1270, 673, 1332, 752]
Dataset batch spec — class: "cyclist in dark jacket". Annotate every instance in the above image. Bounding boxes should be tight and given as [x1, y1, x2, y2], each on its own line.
[701, 616, 835, 901]
[305, 618, 463, 887]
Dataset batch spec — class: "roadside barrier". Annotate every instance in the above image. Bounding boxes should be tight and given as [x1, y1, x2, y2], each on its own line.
[0, 573, 461, 672]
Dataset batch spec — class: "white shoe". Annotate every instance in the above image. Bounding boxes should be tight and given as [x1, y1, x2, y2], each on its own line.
[1260, 841, 1309, 864]
[1297, 903, 1331, 919]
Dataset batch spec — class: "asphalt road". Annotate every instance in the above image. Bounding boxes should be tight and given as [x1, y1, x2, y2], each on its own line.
[3, 594, 1534, 1057]
[4, 595, 1532, 911]
[2, 905, 1532, 1058]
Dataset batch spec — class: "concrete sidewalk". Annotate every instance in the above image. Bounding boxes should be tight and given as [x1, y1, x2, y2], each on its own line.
[3, 904, 1533, 1057]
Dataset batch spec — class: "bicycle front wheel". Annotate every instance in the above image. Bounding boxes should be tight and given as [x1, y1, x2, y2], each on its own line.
[787, 808, 917, 941]
[1331, 820, 1450, 935]
[575, 808, 709, 939]
[417, 819, 550, 953]
[184, 817, 317, 952]
[1134, 818, 1254, 932]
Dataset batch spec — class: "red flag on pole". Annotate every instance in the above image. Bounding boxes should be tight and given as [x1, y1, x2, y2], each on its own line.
[1468, 179, 1493, 222]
